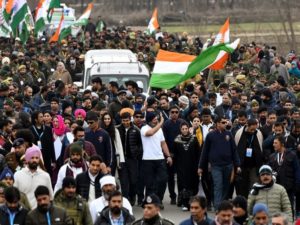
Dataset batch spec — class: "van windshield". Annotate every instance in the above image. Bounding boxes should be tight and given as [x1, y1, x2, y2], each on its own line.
[87, 74, 149, 92]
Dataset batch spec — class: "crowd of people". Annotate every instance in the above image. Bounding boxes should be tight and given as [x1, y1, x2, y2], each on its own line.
[0, 18, 299, 225]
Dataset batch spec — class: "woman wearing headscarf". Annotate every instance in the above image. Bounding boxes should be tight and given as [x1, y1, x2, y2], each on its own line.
[48, 61, 72, 85]
[174, 121, 201, 211]
[52, 115, 69, 184]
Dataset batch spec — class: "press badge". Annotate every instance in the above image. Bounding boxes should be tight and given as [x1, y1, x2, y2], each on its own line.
[37, 141, 42, 149]
[246, 148, 252, 157]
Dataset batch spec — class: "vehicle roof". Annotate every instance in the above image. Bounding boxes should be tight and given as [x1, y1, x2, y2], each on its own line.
[85, 49, 138, 67]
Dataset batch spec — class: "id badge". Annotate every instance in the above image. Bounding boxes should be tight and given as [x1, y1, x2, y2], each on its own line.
[246, 148, 252, 157]
[37, 141, 42, 149]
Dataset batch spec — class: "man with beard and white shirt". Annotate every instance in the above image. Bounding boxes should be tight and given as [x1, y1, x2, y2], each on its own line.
[14, 146, 53, 209]
[89, 175, 133, 223]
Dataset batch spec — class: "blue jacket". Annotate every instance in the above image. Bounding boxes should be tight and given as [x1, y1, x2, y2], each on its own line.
[180, 215, 213, 225]
[199, 129, 240, 169]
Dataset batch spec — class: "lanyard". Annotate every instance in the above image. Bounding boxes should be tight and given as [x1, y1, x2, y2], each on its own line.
[9, 211, 16, 225]
[33, 125, 44, 140]
[277, 152, 284, 165]
[46, 211, 52, 225]
[248, 135, 254, 148]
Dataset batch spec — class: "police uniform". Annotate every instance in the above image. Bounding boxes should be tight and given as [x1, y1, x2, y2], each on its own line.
[132, 194, 174, 225]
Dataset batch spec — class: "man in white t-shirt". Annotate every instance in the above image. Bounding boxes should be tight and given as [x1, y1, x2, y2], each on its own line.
[141, 112, 173, 203]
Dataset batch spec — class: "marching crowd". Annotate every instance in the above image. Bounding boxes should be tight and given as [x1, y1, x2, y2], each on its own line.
[0, 19, 300, 225]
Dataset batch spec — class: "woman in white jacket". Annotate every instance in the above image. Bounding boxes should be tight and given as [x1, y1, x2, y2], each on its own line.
[100, 112, 124, 176]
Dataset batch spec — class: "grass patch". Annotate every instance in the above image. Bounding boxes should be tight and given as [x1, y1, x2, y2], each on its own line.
[162, 21, 300, 34]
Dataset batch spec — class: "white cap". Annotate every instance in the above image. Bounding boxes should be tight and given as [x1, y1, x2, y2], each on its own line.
[100, 175, 116, 188]
[137, 81, 144, 89]
[91, 92, 99, 99]
[2, 57, 10, 65]
[178, 95, 189, 105]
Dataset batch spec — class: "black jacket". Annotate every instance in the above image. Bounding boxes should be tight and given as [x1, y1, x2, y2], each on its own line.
[76, 171, 104, 201]
[117, 123, 143, 159]
[0, 204, 28, 225]
[269, 149, 300, 191]
[94, 207, 135, 225]
[30, 125, 55, 175]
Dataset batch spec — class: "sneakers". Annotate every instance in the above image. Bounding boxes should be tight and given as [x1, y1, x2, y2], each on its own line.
[182, 206, 189, 211]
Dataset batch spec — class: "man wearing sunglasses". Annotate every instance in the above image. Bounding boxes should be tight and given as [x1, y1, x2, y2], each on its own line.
[198, 116, 241, 209]
[162, 105, 185, 205]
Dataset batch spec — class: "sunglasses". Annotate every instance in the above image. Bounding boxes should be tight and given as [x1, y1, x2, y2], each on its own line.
[87, 121, 95, 125]
[134, 116, 143, 118]
[170, 111, 179, 114]
[221, 121, 227, 124]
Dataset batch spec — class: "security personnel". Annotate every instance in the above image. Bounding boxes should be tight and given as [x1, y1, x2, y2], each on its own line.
[53, 177, 93, 225]
[132, 194, 174, 225]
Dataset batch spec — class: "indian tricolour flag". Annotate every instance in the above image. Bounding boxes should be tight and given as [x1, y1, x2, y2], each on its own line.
[0, 0, 11, 37]
[4, 0, 28, 35]
[73, 3, 93, 26]
[147, 7, 159, 34]
[72, 3, 93, 36]
[150, 39, 240, 89]
[210, 18, 230, 70]
[150, 50, 196, 89]
[47, 0, 60, 22]
[49, 13, 63, 42]
[35, 0, 49, 35]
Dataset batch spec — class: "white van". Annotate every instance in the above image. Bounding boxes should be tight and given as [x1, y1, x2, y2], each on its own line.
[83, 49, 150, 92]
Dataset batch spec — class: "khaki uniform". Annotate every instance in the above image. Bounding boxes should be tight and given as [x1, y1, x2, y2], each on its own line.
[53, 189, 93, 225]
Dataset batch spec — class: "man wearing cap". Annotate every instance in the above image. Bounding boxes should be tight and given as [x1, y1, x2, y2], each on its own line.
[94, 190, 135, 225]
[232, 196, 248, 225]
[8, 138, 26, 171]
[3, 98, 17, 123]
[89, 175, 132, 223]
[13, 65, 33, 89]
[26, 185, 73, 225]
[132, 194, 174, 225]
[251, 203, 269, 225]
[54, 177, 93, 225]
[54, 143, 88, 194]
[248, 165, 292, 221]
[0, 186, 28, 225]
[0, 166, 31, 210]
[109, 87, 130, 121]
[141, 111, 172, 203]
[14, 146, 53, 209]
[85, 111, 113, 171]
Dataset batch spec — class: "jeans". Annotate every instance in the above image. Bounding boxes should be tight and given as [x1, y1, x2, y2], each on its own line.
[142, 159, 168, 201]
[211, 164, 233, 208]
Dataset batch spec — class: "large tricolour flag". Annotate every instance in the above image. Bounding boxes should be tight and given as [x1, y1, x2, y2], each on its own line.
[147, 7, 159, 34]
[210, 18, 230, 70]
[150, 39, 240, 89]
[150, 50, 196, 89]
[186, 39, 240, 78]
[35, 0, 49, 35]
